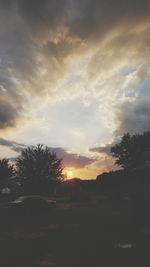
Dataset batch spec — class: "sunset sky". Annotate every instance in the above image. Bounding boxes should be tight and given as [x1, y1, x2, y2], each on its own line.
[0, 0, 150, 179]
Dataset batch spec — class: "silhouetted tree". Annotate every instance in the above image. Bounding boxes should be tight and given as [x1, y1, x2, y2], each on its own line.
[111, 132, 150, 170]
[16, 144, 64, 194]
[0, 159, 14, 189]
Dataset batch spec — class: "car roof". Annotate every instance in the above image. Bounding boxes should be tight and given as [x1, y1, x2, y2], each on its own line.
[12, 195, 44, 203]
[12, 195, 56, 204]
[18, 195, 42, 200]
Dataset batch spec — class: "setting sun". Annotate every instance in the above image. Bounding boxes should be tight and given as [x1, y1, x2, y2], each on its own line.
[63, 168, 75, 179]
[67, 170, 73, 179]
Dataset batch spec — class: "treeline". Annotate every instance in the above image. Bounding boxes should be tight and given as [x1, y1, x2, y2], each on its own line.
[0, 132, 150, 198]
[62, 131, 150, 198]
[97, 131, 150, 197]
[0, 144, 64, 196]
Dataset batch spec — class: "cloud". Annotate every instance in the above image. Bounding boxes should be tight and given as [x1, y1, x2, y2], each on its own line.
[0, 138, 25, 152]
[114, 97, 150, 136]
[89, 144, 112, 155]
[90, 96, 150, 154]
[0, 0, 87, 129]
[68, 0, 150, 41]
[0, 0, 149, 131]
[0, 102, 18, 129]
[0, 138, 95, 168]
[51, 147, 95, 168]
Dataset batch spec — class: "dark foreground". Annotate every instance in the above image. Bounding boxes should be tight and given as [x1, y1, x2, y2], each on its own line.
[0, 198, 150, 267]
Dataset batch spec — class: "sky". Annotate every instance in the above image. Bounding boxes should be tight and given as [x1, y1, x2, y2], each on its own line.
[0, 0, 150, 179]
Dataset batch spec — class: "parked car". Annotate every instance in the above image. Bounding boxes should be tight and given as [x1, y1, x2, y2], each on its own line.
[11, 195, 56, 215]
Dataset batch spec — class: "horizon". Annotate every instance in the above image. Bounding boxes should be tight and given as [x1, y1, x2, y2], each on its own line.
[0, 0, 150, 179]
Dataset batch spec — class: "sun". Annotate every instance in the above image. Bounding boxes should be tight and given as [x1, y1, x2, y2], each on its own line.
[67, 170, 73, 179]
[64, 168, 74, 179]
[63, 168, 76, 180]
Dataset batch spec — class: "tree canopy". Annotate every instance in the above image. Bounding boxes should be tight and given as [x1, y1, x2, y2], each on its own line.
[16, 144, 64, 193]
[111, 132, 150, 170]
[0, 159, 14, 189]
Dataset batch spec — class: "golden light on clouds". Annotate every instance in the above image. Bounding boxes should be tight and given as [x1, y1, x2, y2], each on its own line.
[0, 0, 150, 179]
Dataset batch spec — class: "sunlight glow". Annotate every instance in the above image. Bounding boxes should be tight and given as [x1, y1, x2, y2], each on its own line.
[67, 170, 73, 179]
[63, 168, 75, 179]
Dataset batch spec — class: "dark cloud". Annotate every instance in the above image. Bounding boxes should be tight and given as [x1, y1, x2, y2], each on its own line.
[115, 98, 150, 136]
[13, 0, 150, 45]
[89, 144, 112, 155]
[0, 138, 25, 152]
[90, 97, 150, 155]
[18, 0, 68, 29]
[91, 97, 150, 150]
[0, 0, 13, 8]
[0, 0, 149, 129]
[0, 139, 95, 168]
[51, 147, 95, 168]
[68, 0, 150, 41]
[0, 102, 18, 129]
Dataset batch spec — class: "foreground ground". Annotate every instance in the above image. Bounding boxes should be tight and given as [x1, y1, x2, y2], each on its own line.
[0, 196, 150, 267]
